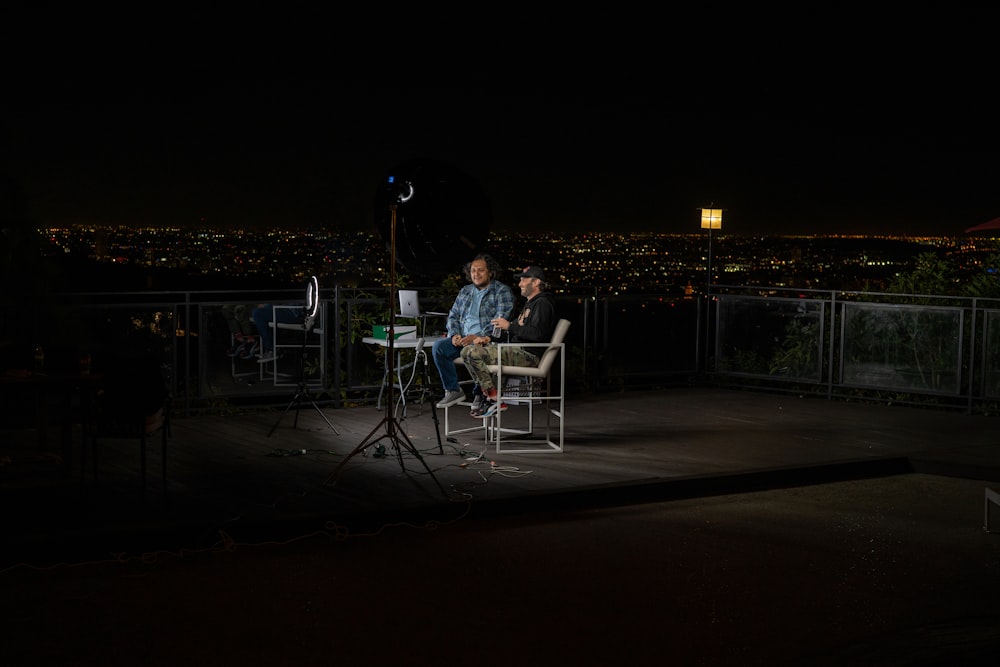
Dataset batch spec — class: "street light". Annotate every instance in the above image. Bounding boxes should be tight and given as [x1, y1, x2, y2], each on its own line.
[698, 205, 723, 376]
[700, 206, 723, 293]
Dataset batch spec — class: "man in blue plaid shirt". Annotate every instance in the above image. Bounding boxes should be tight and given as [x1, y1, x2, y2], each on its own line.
[433, 254, 515, 411]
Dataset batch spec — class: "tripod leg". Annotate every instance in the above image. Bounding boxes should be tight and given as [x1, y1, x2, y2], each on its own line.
[325, 414, 446, 498]
[384, 417, 448, 498]
[308, 392, 340, 434]
[270, 313, 338, 436]
[269, 385, 339, 437]
[324, 415, 389, 486]
[430, 403, 443, 454]
[268, 389, 303, 437]
[419, 350, 444, 454]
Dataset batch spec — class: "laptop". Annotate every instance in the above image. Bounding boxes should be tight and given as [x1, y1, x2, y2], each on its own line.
[397, 289, 448, 320]
[398, 289, 422, 318]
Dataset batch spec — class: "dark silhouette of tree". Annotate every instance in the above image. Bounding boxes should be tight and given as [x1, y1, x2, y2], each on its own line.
[0, 172, 51, 344]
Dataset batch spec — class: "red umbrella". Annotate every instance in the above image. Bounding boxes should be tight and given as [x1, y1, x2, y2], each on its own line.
[965, 217, 1000, 233]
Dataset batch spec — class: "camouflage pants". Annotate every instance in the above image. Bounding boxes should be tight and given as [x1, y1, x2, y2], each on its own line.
[460, 343, 539, 393]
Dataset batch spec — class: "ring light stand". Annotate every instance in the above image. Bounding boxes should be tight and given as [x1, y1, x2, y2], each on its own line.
[268, 275, 339, 437]
[324, 181, 446, 497]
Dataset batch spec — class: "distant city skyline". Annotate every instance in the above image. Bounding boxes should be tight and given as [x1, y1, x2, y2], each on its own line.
[40, 223, 1000, 296]
[4, 83, 999, 238]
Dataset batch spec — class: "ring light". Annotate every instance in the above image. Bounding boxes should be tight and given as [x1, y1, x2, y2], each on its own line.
[305, 275, 319, 319]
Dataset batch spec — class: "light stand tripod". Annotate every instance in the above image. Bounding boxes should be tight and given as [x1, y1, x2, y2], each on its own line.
[411, 340, 444, 454]
[324, 185, 446, 497]
[268, 276, 339, 437]
[385, 337, 443, 455]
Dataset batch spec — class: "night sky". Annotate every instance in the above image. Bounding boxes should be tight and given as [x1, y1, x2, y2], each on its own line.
[3, 81, 998, 237]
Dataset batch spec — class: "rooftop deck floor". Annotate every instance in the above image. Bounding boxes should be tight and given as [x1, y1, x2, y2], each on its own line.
[4, 387, 1000, 665]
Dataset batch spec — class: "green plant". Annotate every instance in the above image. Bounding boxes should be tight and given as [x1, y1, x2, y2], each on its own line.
[769, 314, 820, 378]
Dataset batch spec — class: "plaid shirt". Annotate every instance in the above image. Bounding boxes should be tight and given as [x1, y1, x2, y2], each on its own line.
[446, 281, 515, 338]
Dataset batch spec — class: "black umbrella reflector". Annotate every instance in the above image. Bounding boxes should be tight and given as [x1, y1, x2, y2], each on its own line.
[375, 158, 492, 282]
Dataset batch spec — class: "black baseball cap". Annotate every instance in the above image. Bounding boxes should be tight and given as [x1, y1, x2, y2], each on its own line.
[515, 265, 546, 281]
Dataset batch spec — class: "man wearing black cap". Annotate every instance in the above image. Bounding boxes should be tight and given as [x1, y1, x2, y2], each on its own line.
[461, 265, 557, 418]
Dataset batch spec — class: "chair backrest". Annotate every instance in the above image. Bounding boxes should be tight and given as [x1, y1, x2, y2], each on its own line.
[534, 319, 570, 375]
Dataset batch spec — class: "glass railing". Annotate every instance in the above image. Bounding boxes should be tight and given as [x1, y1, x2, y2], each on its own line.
[709, 285, 1000, 412]
[14, 285, 1000, 416]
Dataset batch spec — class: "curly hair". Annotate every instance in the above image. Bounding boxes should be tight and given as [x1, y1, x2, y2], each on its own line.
[462, 253, 502, 282]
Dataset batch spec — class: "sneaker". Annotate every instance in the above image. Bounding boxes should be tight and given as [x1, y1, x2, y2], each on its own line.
[240, 339, 260, 359]
[480, 400, 508, 419]
[469, 394, 485, 417]
[436, 389, 465, 409]
[257, 351, 276, 364]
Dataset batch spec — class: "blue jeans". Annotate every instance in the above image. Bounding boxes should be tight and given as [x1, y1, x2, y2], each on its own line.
[432, 336, 464, 392]
[252, 305, 303, 353]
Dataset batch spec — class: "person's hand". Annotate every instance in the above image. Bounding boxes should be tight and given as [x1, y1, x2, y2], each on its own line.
[491, 317, 509, 331]
[458, 334, 478, 347]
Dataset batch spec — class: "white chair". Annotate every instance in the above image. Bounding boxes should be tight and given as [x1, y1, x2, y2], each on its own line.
[445, 318, 569, 453]
[262, 303, 326, 387]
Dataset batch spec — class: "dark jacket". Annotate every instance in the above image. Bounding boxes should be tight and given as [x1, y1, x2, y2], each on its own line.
[498, 292, 556, 344]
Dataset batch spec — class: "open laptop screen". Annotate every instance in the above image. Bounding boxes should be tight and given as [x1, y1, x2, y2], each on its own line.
[398, 289, 421, 318]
